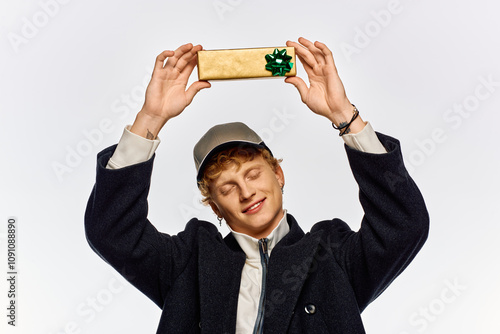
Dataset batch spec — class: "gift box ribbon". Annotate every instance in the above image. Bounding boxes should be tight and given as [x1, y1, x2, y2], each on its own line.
[265, 48, 294, 76]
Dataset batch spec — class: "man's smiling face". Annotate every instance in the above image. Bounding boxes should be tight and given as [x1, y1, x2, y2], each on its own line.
[209, 154, 285, 239]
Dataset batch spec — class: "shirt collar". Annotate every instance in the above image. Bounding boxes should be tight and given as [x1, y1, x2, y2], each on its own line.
[228, 210, 290, 260]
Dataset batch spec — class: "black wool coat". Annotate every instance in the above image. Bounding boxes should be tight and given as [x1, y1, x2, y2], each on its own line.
[85, 133, 429, 333]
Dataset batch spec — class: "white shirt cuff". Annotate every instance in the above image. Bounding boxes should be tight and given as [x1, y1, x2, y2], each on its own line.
[106, 126, 161, 169]
[342, 122, 387, 154]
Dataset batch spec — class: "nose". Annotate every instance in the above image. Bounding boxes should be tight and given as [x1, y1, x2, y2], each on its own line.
[239, 181, 256, 201]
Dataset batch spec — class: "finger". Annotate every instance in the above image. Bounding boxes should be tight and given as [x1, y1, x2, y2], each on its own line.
[185, 81, 211, 105]
[297, 36, 313, 45]
[295, 51, 313, 73]
[298, 37, 326, 65]
[154, 50, 174, 72]
[284, 76, 309, 102]
[287, 40, 317, 69]
[165, 43, 194, 69]
[177, 52, 199, 80]
[175, 44, 203, 72]
[314, 41, 337, 70]
[294, 51, 318, 83]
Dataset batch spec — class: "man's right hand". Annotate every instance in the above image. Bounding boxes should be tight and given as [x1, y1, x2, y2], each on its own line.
[130, 43, 211, 139]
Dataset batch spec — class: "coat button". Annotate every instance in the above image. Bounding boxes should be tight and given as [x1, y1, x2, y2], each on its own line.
[305, 304, 316, 314]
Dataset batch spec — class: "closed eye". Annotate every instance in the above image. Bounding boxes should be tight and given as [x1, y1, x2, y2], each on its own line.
[219, 184, 235, 196]
[246, 169, 261, 180]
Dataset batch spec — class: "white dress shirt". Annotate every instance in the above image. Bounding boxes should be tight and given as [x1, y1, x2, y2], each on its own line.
[227, 211, 290, 332]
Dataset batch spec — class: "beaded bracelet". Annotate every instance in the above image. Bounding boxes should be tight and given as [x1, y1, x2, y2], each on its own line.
[332, 104, 359, 136]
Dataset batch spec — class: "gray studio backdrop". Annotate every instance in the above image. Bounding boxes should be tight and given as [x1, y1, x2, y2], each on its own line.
[1, 0, 499, 333]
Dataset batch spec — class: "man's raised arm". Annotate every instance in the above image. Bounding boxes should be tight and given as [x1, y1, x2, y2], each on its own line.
[285, 37, 386, 153]
[85, 44, 211, 307]
[107, 43, 211, 170]
[286, 37, 429, 309]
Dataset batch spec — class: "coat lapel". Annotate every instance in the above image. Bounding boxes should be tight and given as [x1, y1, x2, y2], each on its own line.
[198, 214, 321, 333]
[264, 214, 323, 333]
[198, 228, 245, 333]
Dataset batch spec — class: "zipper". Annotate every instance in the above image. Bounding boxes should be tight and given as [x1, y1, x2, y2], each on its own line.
[253, 238, 269, 334]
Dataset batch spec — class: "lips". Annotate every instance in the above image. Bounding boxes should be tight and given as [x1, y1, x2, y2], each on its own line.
[243, 199, 265, 213]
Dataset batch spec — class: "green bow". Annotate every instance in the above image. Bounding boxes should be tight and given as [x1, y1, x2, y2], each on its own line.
[265, 48, 294, 76]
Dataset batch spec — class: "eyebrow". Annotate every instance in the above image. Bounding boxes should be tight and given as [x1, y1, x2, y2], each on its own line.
[241, 161, 265, 178]
[214, 161, 265, 188]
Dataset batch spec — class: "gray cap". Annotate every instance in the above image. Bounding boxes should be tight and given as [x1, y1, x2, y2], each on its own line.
[194, 122, 272, 183]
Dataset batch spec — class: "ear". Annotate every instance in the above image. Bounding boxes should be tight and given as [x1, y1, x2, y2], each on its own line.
[274, 164, 285, 189]
[209, 200, 221, 218]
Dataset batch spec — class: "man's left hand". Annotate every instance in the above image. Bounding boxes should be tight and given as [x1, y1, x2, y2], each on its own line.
[285, 37, 365, 134]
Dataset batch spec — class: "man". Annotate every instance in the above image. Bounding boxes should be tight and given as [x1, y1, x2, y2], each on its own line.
[85, 38, 429, 333]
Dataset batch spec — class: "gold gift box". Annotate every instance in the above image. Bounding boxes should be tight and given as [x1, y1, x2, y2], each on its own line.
[197, 47, 296, 80]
